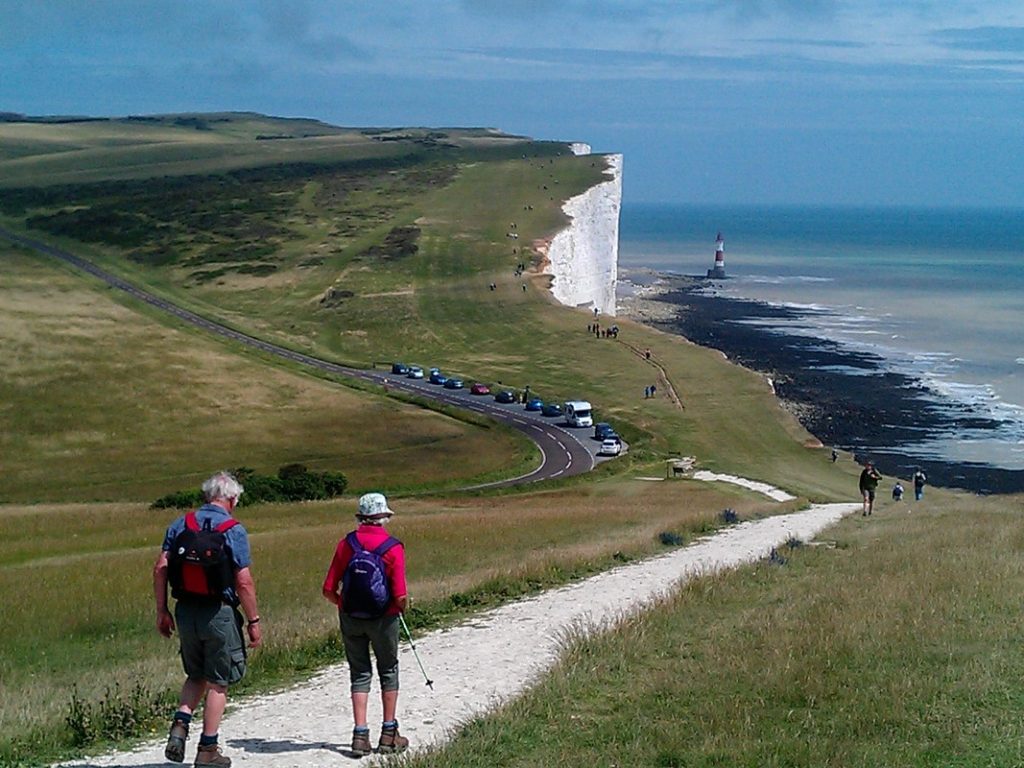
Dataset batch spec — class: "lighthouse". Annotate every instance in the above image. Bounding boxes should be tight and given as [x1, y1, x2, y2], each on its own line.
[706, 232, 727, 279]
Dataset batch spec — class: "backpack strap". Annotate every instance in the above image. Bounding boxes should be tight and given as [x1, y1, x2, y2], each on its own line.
[372, 536, 400, 557]
[346, 531, 365, 553]
[346, 532, 398, 557]
[185, 511, 238, 534]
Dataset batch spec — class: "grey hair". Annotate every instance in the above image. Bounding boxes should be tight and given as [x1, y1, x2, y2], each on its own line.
[201, 471, 244, 503]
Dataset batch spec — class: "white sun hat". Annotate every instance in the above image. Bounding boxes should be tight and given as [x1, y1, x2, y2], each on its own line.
[357, 492, 395, 520]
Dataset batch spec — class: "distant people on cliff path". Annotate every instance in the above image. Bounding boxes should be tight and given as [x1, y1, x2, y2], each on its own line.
[913, 468, 928, 501]
[859, 461, 882, 516]
[831, 448, 838, 463]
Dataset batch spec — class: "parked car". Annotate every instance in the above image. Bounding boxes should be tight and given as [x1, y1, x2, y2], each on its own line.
[391, 362, 409, 375]
[541, 403, 563, 417]
[594, 422, 617, 440]
[525, 398, 544, 411]
[429, 371, 447, 385]
[443, 378, 464, 389]
[494, 390, 517, 404]
[407, 366, 424, 379]
[470, 383, 490, 395]
[598, 438, 623, 457]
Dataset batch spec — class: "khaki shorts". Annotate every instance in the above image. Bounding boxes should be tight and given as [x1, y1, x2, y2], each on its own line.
[175, 601, 246, 687]
[340, 612, 400, 693]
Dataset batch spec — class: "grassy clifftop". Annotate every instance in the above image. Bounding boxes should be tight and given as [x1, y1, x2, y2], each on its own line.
[4, 114, 1023, 768]
[0, 112, 841, 503]
[0, 113, 924, 765]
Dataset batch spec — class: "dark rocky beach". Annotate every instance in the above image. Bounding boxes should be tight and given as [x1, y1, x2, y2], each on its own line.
[627, 273, 1024, 495]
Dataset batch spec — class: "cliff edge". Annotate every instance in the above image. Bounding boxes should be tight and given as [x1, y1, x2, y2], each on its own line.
[542, 151, 622, 317]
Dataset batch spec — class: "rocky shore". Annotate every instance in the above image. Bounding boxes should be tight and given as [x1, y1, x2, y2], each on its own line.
[618, 271, 1024, 495]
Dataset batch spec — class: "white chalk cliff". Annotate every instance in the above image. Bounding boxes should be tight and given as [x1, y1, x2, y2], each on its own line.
[542, 151, 622, 317]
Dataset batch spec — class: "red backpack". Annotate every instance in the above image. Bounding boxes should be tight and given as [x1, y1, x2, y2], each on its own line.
[168, 512, 239, 602]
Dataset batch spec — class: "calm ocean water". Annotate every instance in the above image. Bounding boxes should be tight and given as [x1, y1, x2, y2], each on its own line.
[619, 203, 1024, 470]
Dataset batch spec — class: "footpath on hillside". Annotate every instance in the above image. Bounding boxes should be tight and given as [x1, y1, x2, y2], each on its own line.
[64, 500, 859, 768]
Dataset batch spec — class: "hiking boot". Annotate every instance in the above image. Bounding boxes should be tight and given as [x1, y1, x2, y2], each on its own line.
[194, 743, 231, 767]
[351, 728, 373, 757]
[377, 723, 409, 754]
[164, 719, 189, 763]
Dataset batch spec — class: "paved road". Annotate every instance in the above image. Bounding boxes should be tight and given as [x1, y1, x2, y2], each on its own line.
[1, 226, 608, 487]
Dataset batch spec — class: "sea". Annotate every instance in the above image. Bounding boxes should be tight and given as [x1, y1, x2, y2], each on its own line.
[618, 203, 1024, 475]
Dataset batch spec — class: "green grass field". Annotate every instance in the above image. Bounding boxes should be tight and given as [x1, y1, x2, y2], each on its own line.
[1, 113, 1020, 766]
[0, 245, 533, 503]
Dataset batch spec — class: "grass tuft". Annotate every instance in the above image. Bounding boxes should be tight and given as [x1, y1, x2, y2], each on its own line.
[65, 682, 167, 748]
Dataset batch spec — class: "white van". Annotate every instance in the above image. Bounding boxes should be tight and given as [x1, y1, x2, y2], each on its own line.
[563, 400, 594, 428]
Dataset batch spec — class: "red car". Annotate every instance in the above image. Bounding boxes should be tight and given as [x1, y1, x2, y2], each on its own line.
[470, 383, 491, 395]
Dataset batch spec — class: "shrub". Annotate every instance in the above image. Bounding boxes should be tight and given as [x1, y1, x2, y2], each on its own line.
[151, 465, 347, 508]
[151, 489, 203, 509]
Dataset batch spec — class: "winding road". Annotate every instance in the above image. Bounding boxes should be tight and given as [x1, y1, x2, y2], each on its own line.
[1, 226, 605, 487]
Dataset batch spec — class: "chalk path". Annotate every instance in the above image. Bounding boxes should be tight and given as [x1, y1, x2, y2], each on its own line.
[64, 502, 858, 767]
[690, 471, 798, 502]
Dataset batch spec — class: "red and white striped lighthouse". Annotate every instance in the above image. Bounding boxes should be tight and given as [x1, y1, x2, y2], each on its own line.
[707, 231, 727, 278]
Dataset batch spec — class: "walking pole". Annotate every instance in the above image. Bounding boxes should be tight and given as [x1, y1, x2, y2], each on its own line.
[399, 613, 434, 690]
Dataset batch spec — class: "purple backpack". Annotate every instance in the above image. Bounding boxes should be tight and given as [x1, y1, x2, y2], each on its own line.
[341, 532, 400, 618]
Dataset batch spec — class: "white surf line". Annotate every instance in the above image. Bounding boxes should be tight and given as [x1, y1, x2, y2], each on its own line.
[690, 470, 797, 502]
[62, 503, 858, 767]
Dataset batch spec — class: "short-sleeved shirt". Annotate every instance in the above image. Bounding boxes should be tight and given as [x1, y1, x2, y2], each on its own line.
[323, 523, 407, 616]
[859, 469, 880, 492]
[163, 502, 251, 603]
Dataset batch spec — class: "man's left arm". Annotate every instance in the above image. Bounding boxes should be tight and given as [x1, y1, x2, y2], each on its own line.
[235, 566, 262, 647]
[228, 525, 261, 646]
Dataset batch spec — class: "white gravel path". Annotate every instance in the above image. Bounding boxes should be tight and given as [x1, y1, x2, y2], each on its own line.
[689, 471, 798, 502]
[64, 501, 858, 768]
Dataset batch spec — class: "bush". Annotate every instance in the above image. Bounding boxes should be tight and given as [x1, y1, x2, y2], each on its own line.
[151, 465, 347, 508]
[151, 489, 204, 509]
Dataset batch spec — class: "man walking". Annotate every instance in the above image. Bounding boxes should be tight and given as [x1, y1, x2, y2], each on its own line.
[154, 471, 262, 767]
[913, 468, 928, 501]
[323, 493, 409, 756]
[859, 461, 882, 516]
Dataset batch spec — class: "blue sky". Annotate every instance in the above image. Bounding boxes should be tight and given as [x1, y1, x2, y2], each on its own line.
[2, 1, 1023, 206]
